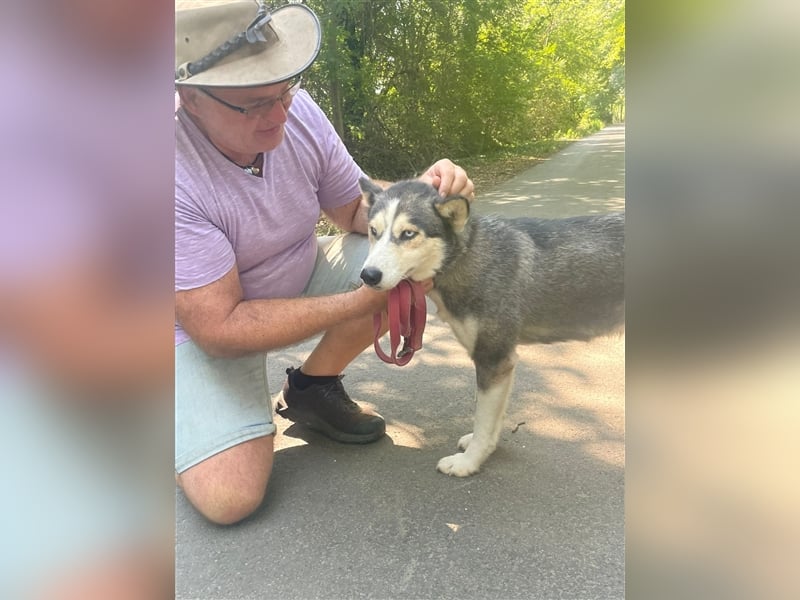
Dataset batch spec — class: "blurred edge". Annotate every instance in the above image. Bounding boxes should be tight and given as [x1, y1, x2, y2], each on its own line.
[1, 1, 175, 599]
[627, 0, 800, 598]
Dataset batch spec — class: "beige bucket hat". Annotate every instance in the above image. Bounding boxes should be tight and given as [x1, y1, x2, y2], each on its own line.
[175, 1, 321, 87]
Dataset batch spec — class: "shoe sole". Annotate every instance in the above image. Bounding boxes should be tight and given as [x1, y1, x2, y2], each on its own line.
[274, 391, 386, 444]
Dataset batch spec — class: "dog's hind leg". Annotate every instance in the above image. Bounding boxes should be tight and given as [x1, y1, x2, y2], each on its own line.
[436, 352, 517, 477]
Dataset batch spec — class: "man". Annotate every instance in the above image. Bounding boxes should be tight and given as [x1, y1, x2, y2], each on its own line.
[175, 1, 474, 525]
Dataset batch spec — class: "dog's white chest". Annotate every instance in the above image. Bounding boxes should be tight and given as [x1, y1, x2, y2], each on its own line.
[428, 289, 479, 355]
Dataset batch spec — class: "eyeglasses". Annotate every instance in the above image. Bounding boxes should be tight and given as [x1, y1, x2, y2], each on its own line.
[199, 77, 303, 117]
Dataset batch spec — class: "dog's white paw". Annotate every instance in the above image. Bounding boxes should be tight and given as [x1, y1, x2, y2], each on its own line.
[436, 452, 480, 477]
[457, 432, 473, 451]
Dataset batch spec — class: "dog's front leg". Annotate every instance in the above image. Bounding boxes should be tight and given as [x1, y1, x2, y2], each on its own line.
[437, 352, 517, 476]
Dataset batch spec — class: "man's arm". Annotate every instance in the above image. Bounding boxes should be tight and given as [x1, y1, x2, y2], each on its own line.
[323, 178, 392, 234]
[176, 264, 387, 358]
[323, 195, 370, 234]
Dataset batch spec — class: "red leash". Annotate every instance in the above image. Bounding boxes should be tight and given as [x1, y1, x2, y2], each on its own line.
[373, 279, 427, 366]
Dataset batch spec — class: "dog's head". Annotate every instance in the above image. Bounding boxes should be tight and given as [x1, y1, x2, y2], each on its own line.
[359, 178, 470, 290]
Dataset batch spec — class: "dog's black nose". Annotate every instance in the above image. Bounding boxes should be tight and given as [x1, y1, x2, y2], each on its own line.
[360, 267, 383, 287]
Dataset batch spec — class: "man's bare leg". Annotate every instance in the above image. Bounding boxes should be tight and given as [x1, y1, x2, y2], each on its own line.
[301, 311, 383, 375]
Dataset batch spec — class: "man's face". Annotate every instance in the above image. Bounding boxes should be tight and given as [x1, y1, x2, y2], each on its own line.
[181, 80, 298, 158]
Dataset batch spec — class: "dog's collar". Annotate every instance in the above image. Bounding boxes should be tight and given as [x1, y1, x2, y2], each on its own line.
[373, 280, 427, 366]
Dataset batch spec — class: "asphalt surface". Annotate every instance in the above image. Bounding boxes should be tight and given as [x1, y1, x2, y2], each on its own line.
[176, 124, 626, 600]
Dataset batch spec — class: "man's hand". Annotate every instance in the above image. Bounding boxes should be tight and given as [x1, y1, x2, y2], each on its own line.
[416, 278, 435, 293]
[419, 159, 475, 201]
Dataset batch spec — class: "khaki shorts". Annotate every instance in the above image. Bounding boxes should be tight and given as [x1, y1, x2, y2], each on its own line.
[175, 234, 369, 473]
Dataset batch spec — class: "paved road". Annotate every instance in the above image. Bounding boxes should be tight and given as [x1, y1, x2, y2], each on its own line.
[177, 125, 626, 600]
[477, 125, 626, 218]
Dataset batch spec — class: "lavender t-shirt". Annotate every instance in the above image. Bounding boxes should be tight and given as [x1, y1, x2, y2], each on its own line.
[175, 90, 366, 345]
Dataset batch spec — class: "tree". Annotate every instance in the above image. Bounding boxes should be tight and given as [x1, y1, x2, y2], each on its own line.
[304, 0, 625, 178]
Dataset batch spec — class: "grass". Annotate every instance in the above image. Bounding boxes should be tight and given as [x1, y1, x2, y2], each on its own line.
[315, 139, 572, 236]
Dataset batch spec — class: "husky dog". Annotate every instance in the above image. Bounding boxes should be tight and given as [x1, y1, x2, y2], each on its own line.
[359, 178, 624, 477]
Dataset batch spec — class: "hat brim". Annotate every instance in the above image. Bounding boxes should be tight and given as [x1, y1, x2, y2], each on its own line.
[176, 2, 321, 88]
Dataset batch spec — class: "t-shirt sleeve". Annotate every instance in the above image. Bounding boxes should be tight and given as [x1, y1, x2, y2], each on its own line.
[174, 186, 236, 292]
[304, 96, 367, 211]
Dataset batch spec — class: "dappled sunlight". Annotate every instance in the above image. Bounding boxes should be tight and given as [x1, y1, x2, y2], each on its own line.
[509, 394, 625, 469]
[583, 440, 625, 468]
[275, 429, 308, 451]
[527, 413, 599, 442]
[479, 189, 624, 216]
[507, 335, 625, 466]
[531, 177, 570, 184]
[353, 378, 391, 396]
[386, 420, 428, 449]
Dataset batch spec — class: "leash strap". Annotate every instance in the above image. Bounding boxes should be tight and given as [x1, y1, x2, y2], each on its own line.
[373, 280, 427, 366]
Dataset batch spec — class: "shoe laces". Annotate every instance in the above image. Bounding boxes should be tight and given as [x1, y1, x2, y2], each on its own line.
[319, 376, 361, 413]
[286, 367, 360, 413]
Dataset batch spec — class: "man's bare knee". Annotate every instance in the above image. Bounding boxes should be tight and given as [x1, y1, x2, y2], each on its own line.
[177, 435, 274, 526]
[179, 477, 267, 526]
[193, 486, 266, 526]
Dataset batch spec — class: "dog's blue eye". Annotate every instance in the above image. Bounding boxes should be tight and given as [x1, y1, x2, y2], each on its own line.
[401, 230, 417, 240]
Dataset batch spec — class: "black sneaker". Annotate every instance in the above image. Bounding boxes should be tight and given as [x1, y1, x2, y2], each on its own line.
[275, 367, 386, 444]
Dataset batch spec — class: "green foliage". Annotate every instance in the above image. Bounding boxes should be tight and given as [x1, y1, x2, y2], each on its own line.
[304, 0, 625, 179]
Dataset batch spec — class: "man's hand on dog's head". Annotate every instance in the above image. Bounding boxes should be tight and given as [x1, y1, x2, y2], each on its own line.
[420, 159, 475, 202]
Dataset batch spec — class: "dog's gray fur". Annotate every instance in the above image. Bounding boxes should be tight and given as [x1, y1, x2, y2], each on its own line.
[359, 179, 624, 476]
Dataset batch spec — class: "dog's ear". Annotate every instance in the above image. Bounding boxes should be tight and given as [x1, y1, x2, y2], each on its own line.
[434, 195, 470, 233]
[359, 177, 384, 208]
